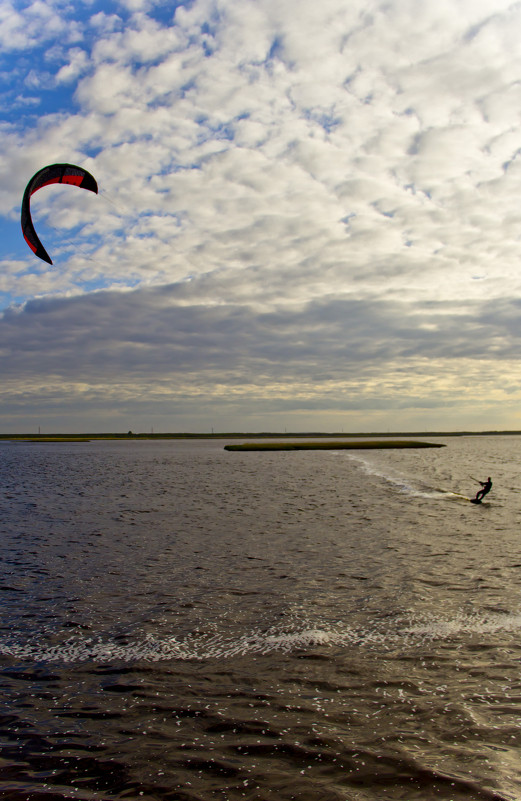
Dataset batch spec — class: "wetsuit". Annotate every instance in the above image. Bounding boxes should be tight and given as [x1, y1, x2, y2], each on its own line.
[474, 478, 492, 503]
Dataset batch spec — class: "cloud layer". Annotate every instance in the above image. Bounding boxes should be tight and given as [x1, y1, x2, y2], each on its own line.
[1, 0, 521, 431]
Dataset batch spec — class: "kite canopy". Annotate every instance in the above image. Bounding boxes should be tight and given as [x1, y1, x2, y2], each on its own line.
[21, 163, 98, 265]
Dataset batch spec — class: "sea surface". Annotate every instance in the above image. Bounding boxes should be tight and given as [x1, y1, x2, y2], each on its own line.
[0, 435, 520, 801]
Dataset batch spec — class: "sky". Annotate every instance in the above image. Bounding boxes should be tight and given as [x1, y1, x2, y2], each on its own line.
[1, 0, 521, 433]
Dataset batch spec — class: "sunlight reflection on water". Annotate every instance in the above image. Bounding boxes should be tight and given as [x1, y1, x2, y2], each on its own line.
[0, 436, 520, 800]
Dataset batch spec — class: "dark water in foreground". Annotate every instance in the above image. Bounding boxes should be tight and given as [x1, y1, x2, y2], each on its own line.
[1, 436, 521, 801]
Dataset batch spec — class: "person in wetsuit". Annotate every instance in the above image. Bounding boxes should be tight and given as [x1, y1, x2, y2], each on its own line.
[474, 477, 492, 503]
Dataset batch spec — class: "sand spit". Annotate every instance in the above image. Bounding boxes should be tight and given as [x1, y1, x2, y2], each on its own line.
[224, 440, 445, 451]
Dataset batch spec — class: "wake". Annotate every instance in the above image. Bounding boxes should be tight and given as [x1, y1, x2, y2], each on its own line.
[347, 454, 478, 502]
[0, 609, 519, 663]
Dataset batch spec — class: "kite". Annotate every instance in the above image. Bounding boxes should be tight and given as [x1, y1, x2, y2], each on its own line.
[21, 163, 98, 265]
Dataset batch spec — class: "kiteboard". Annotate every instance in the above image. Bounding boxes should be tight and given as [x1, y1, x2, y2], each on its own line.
[452, 494, 483, 504]
[446, 492, 486, 504]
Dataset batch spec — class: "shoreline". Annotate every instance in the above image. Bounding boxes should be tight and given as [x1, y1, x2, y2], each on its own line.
[0, 430, 520, 441]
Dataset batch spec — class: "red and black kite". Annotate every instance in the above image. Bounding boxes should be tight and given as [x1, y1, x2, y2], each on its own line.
[21, 163, 98, 265]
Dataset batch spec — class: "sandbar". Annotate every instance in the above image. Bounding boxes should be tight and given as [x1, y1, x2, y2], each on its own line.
[224, 440, 444, 452]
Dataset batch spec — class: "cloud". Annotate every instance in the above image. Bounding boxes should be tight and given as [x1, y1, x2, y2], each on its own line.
[1, 283, 521, 431]
[2, 0, 521, 429]
[0, 0, 82, 52]
[1, 281, 521, 385]
[55, 48, 90, 84]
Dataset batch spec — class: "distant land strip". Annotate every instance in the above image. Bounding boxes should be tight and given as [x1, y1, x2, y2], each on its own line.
[23, 438, 91, 443]
[1, 431, 520, 440]
[224, 440, 445, 451]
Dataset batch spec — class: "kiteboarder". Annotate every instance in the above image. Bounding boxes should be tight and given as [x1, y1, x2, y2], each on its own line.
[474, 477, 492, 503]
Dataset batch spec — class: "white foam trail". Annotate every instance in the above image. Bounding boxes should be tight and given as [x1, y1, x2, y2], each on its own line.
[1, 610, 519, 663]
[348, 454, 430, 496]
[348, 454, 462, 500]
[404, 610, 521, 638]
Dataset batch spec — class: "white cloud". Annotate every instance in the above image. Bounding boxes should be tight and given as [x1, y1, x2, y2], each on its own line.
[55, 47, 90, 84]
[0, 0, 80, 51]
[7, 0, 521, 306]
[3, 0, 521, 429]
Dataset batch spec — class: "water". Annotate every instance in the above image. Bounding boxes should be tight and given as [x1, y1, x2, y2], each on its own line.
[0, 435, 520, 800]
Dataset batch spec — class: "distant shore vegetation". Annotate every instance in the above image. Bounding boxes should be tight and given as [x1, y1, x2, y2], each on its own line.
[1, 430, 520, 442]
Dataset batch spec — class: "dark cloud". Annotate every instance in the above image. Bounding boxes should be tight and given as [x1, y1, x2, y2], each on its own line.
[1, 285, 519, 386]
